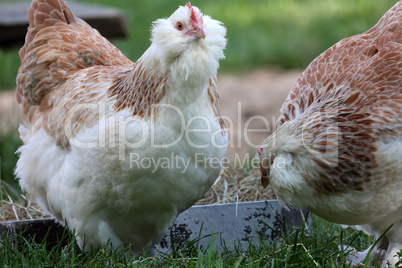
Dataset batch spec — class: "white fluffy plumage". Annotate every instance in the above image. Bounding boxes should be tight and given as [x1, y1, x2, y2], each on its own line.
[259, 1, 401, 267]
[15, 0, 227, 254]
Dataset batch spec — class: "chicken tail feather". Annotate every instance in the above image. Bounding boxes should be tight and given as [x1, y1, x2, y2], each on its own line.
[16, 0, 132, 125]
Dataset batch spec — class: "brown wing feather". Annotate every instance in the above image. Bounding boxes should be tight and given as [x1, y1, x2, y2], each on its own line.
[208, 77, 225, 130]
[16, 0, 133, 126]
[274, 1, 401, 194]
[278, 1, 402, 128]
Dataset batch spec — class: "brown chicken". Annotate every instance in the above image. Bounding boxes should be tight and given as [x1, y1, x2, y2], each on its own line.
[259, 1, 401, 266]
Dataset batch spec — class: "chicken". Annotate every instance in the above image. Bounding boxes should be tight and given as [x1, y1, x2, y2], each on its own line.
[258, 1, 401, 266]
[15, 0, 227, 254]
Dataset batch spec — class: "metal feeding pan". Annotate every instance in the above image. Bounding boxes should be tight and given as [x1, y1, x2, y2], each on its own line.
[154, 200, 309, 255]
[0, 200, 309, 254]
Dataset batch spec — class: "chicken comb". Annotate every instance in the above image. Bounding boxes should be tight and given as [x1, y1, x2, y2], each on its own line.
[186, 2, 200, 28]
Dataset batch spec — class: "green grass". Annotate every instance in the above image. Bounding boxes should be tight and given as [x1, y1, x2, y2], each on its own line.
[0, 0, 397, 90]
[2, 215, 398, 267]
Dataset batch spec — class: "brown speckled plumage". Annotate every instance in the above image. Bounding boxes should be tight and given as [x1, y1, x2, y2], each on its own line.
[267, 1, 401, 194]
[17, 0, 131, 118]
[259, 1, 401, 266]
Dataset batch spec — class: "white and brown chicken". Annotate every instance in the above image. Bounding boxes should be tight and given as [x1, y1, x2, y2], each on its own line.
[259, 1, 401, 267]
[15, 0, 227, 253]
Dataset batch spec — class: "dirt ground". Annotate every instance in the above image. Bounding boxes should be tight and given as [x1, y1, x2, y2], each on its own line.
[0, 90, 22, 135]
[0, 68, 301, 155]
[218, 68, 301, 157]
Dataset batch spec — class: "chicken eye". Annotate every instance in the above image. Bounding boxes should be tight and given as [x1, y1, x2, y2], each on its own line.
[176, 22, 184, 31]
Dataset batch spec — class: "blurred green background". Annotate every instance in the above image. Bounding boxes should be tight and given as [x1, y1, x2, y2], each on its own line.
[0, 0, 397, 193]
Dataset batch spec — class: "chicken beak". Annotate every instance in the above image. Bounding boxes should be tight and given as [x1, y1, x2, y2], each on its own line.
[191, 28, 206, 39]
[261, 170, 270, 188]
[260, 164, 270, 188]
[258, 148, 270, 188]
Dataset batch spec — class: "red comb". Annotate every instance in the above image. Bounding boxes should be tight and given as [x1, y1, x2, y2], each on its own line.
[186, 2, 200, 28]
